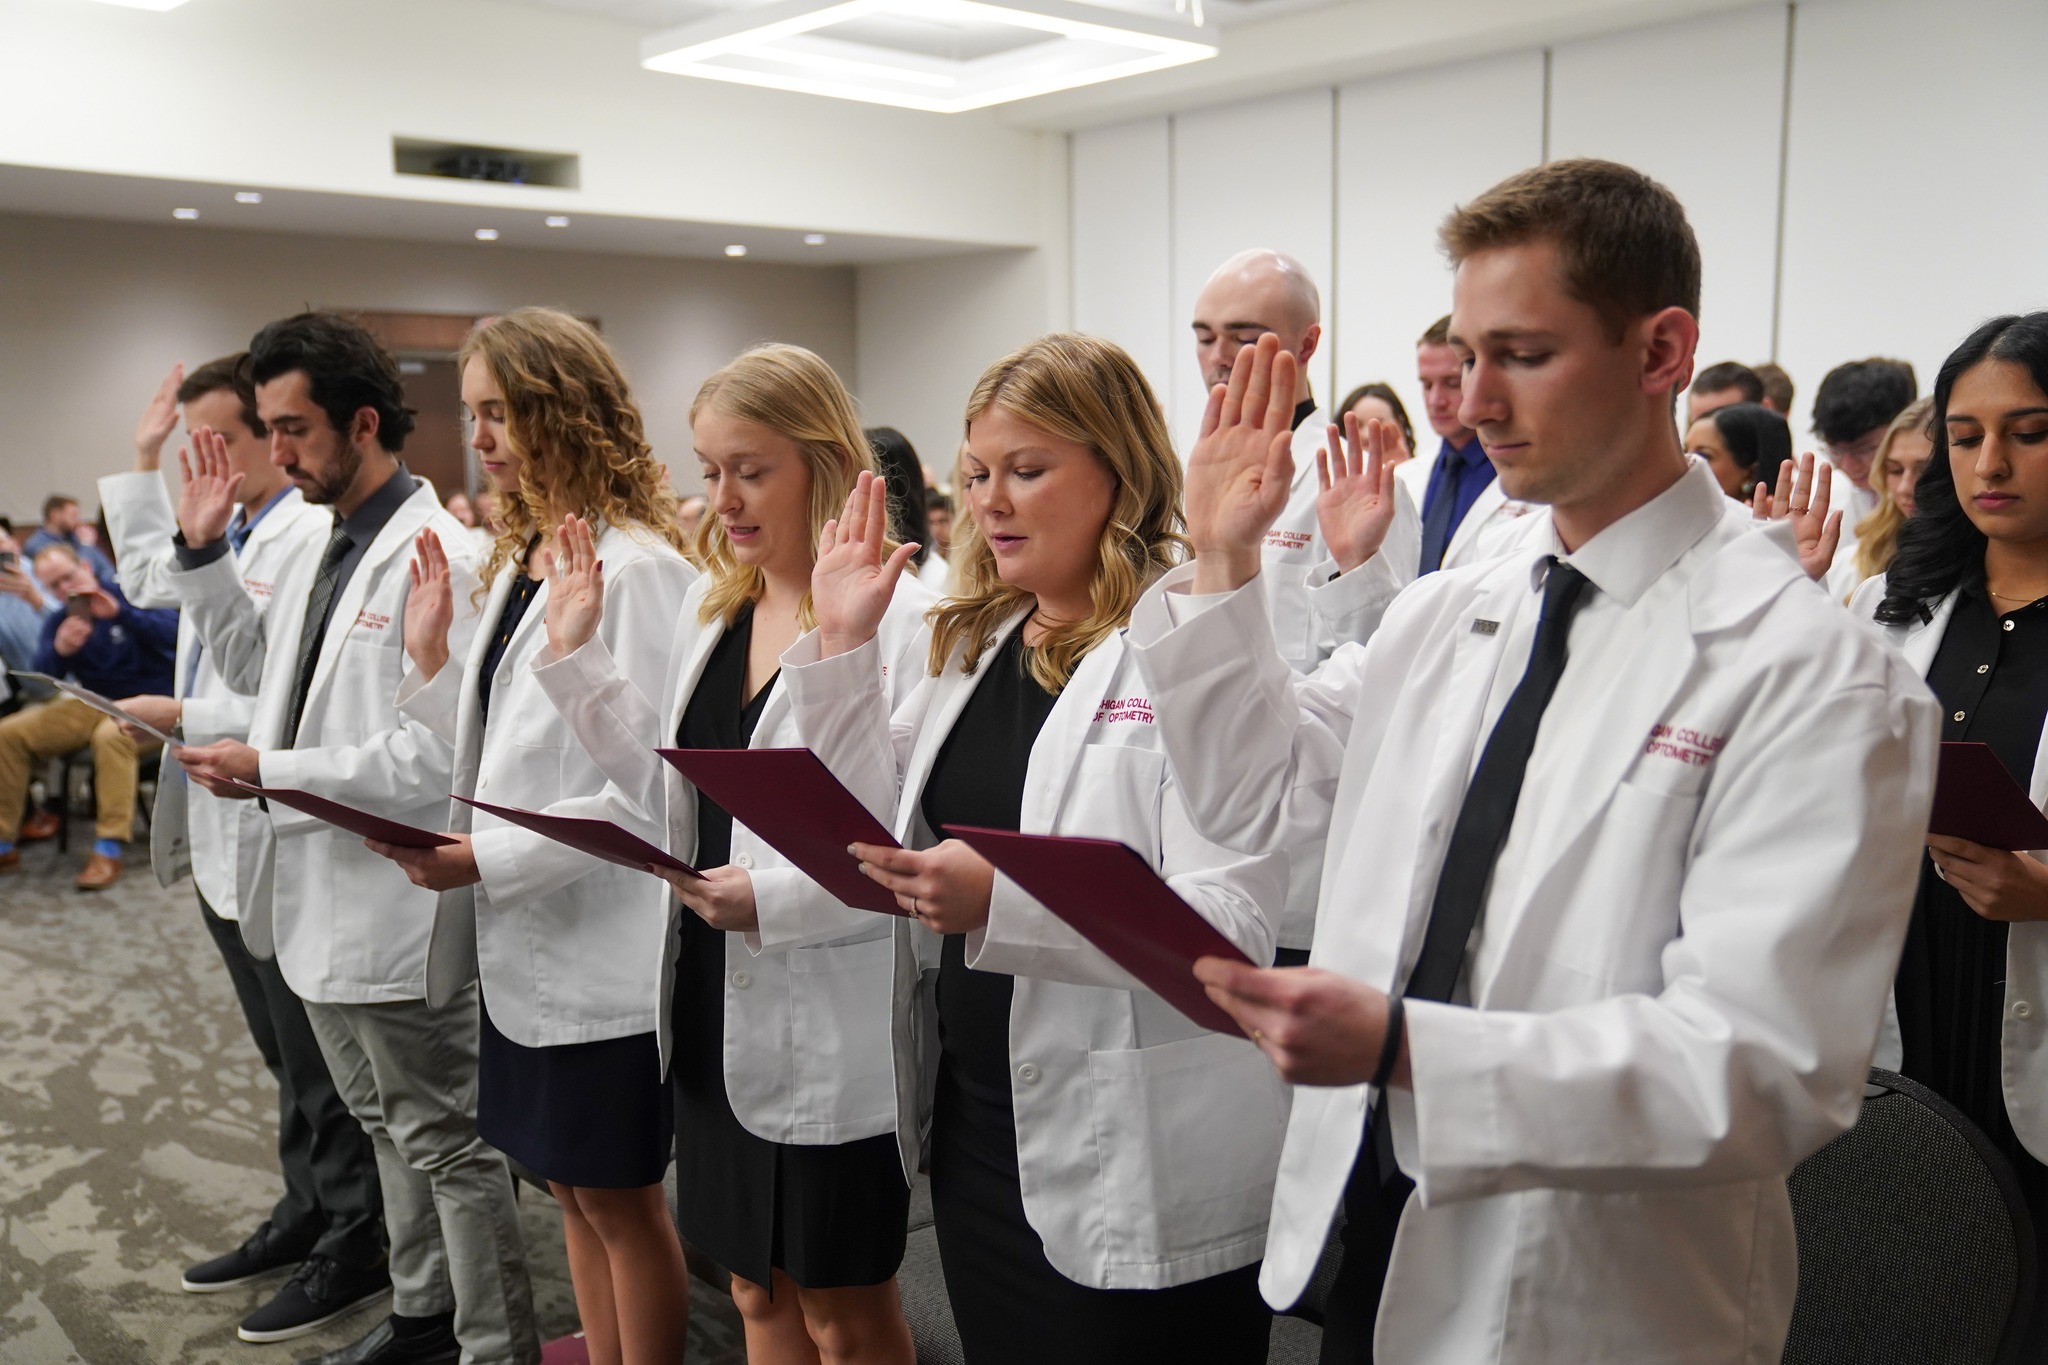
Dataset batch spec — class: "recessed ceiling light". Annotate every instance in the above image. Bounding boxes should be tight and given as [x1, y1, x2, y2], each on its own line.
[725, 244, 748, 257]
[75, 0, 191, 9]
[234, 191, 263, 204]
[475, 228, 501, 241]
[544, 215, 571, 228]
[172, 207, 199, 220]
[804, 233, 827, 246]
[640, 0, 1217, 113]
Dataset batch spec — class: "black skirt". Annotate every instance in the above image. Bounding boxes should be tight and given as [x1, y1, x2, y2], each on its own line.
[670, 909, 909, 1291]
[476, 1000, 673, 1190]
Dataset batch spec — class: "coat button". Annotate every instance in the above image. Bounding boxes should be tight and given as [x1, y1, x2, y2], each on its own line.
[2016, 1001, 2033, 1020]
[735, 852, 754, 869]
[1954, 711, 1967, 722]
[2005, 620, 2016, 633]
[733, 971, 752, 989]
[1979, 664, 1992, 674]
[1016, 1063, 1040, 1084]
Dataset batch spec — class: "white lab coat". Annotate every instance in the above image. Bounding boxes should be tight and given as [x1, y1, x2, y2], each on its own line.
[97, 471, 326, 920]
[916, 552, 952, 595]
[530, 573, 932, 1144]
[167, 480, 482, 1003]
[782, 611, 1291, 1290]
[1127, 461, 1940, 1362]
[1855, 576, 2048, 1162]
[394, 524, 698, 1046]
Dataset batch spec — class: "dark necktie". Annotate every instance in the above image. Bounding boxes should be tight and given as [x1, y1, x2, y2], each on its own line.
[1417, 455, 1462, 576]
[1370, 559, 1593, 1178]
[282, 520, 353, 747]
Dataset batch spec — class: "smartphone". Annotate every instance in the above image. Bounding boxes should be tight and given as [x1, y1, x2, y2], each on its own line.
[66, 593, 94, 619]
[0, 551, 15, 571]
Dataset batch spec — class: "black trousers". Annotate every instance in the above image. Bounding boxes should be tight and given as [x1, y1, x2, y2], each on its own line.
[199, 894, 384, 1267]
[1317, 1124, 1413, 1365]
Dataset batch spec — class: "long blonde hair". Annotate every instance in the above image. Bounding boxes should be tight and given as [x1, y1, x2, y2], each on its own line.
[457, 308, 687, 594]
[1852, 397, 1936, 587]
[690, 344, 876, 628]
[929, 333, 1187, 691]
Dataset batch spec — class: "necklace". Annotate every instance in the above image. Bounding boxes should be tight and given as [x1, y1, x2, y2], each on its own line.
[1987, 586, 2048, 603]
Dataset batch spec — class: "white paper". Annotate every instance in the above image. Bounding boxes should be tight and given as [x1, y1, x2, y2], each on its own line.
[12, 672, 183, 749]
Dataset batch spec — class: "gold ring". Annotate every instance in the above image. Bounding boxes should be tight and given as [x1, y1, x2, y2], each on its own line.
[1791, 506, 1809, 516]
[1251, 1028, 1264, 1043]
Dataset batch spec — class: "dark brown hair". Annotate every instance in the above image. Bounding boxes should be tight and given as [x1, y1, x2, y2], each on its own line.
[1439, 158, 1702, 339]
[1417, 315, 1452, 347]
[177, 353, 267, 438]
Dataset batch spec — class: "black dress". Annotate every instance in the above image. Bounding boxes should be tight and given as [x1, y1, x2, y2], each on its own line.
[919, 630, 1270, 1365]
[475, 570, 675, 1190]
[672, 602, 909, 1291]
[1897, 583, 2048, 1270]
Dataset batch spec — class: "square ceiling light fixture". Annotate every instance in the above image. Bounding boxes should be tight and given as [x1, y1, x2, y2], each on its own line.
[641, 0, 1217, 112]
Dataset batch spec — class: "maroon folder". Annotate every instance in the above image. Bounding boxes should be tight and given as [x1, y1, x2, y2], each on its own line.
[1931, 741, 2048, 851]
[212, 777, 456, 849]
[944, 825, 1253, 1036]
[454, 796, 700, 878]
[656, 748, 907, 916]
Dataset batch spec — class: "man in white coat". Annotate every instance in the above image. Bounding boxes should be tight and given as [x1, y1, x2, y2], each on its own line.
[1413, 313, 1540, 573]
[100, 357, 386, 1344]
[1190, 249, 1418, 965]
[1130, 159, 1941, 1363]
[166, 314, 535, 1365]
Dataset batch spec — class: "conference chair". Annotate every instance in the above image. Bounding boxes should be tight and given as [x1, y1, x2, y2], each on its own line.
[1782, 1068, 2037, 1365]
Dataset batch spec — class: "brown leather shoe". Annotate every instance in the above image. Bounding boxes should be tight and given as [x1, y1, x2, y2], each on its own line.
[0, 847, 18, 873]
[19, 809, 61, 841]
[74, 853, 120, 891]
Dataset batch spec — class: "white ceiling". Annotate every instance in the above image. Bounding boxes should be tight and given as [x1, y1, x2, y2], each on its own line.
[503, 0, 1343, 35]
[0, 163, 993, 266]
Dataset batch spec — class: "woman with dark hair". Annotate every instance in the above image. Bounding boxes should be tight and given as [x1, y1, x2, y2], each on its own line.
[1684, 401, 1791, 501]
[1336, 382, 1415, 465]
[1858, 312, 2048, 1316]
[866, 427, 932, 566]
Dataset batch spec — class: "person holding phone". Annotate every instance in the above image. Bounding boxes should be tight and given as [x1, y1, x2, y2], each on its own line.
[356, 309, 698, 1365]
[787, 333, 1288, 1364]
[532, 343, 928, 1365]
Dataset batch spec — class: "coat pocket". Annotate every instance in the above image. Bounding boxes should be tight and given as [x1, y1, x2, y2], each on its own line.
[784, 935, 897, 1135]
[1085, 1033, 1286, 1272]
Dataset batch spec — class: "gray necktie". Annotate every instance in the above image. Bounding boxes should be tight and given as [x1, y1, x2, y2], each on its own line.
[282, 520, 353, 747]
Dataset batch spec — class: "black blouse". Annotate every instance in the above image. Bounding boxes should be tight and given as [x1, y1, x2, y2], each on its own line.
[477, 569, 542, 724]
[678, 603, 777, 869]
[1897, 584, 2048, 1171]
[919, 629, 1063, 1107]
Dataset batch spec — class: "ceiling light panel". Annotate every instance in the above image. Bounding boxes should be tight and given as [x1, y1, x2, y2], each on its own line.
[641, 0, 1216, 112]
[74, 0, 191, 9]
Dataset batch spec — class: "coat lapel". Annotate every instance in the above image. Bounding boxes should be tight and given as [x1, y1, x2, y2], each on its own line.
[1445, 478, 1507, 566]
[896, 609, 1028, 836]
[1020, 631, 1124, 835]
[303, 484, 434, 718]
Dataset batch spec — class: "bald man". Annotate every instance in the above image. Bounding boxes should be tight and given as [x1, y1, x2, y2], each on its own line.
[1191, 250, 1420, 964]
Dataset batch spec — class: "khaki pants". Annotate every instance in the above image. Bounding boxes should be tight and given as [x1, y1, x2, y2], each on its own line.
[0, 697, 159, 843]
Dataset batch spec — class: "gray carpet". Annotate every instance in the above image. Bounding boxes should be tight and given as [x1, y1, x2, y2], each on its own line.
[0, 831, 745, 1364]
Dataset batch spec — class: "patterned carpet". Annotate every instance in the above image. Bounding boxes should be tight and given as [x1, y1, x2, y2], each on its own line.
[0, 831, 745, 1365]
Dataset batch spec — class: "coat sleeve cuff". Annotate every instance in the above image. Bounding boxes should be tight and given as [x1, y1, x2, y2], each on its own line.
[745, 864, 891, 954]
[394, 658, 463, 743]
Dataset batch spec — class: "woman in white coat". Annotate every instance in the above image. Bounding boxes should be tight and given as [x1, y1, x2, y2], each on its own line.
[787, 333, 1289, 1364]
[367, 309, 696, 1365]
[1858, 311, 2048, 1320]
[535, 344, 927, 1365]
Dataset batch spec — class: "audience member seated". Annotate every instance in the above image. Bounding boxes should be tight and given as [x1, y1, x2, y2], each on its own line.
[0, 527, 58, 695]
[1814, 356, 1919, 536]
[23, 494, 116, 582]
[1685, 400, 1792, 502]
[1686, 359, 1765, 424]
[1753, 359, 1795, 416]
[0, 542, 177, 888]
[1832, 396, 1936, 600]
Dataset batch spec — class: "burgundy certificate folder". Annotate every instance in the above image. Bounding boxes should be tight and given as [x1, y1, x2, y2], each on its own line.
[656, 748, 907, 916]
[454, 796, 700, 878]
[212, 778, 456, 849]
[1931, 741, 2048, 851]
[944, 825, 1253, 1036]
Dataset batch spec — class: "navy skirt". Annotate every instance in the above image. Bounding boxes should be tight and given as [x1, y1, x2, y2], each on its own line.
[477, 999, 674, 1190]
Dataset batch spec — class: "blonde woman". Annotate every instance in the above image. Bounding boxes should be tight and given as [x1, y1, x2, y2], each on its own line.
[789, 334, 1289, 1363]
[1840, 397, 1937, 593]
[368, 308, 697, 1365]
[536, 344, 928, 1365]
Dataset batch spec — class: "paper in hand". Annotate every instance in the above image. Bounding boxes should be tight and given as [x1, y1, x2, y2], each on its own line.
[1931, 741, 2048, 851]
[454, 796, 701, 878]
[13, 672, 182, 748]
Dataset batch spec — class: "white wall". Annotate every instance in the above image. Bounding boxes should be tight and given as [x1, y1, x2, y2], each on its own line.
[1778, 0, 2048, 437]
[1067, 0, 2048, 457]
[0, 212, 856, 516]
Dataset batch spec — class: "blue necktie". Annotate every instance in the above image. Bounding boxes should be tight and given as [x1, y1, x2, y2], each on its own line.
[1418, 456, 1461, 575]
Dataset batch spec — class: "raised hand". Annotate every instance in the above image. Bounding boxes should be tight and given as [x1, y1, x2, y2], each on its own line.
[403, 528, 454, 679]
[812, 470, 918, 660]
[176, 427, 242, 548]
[1753, 452, 1842, 582]
[1185, 334, 1299, 595]
[1317, 411, 1400, 574]
[135, 364, 185, 471]
[543, 513, 605, 659]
